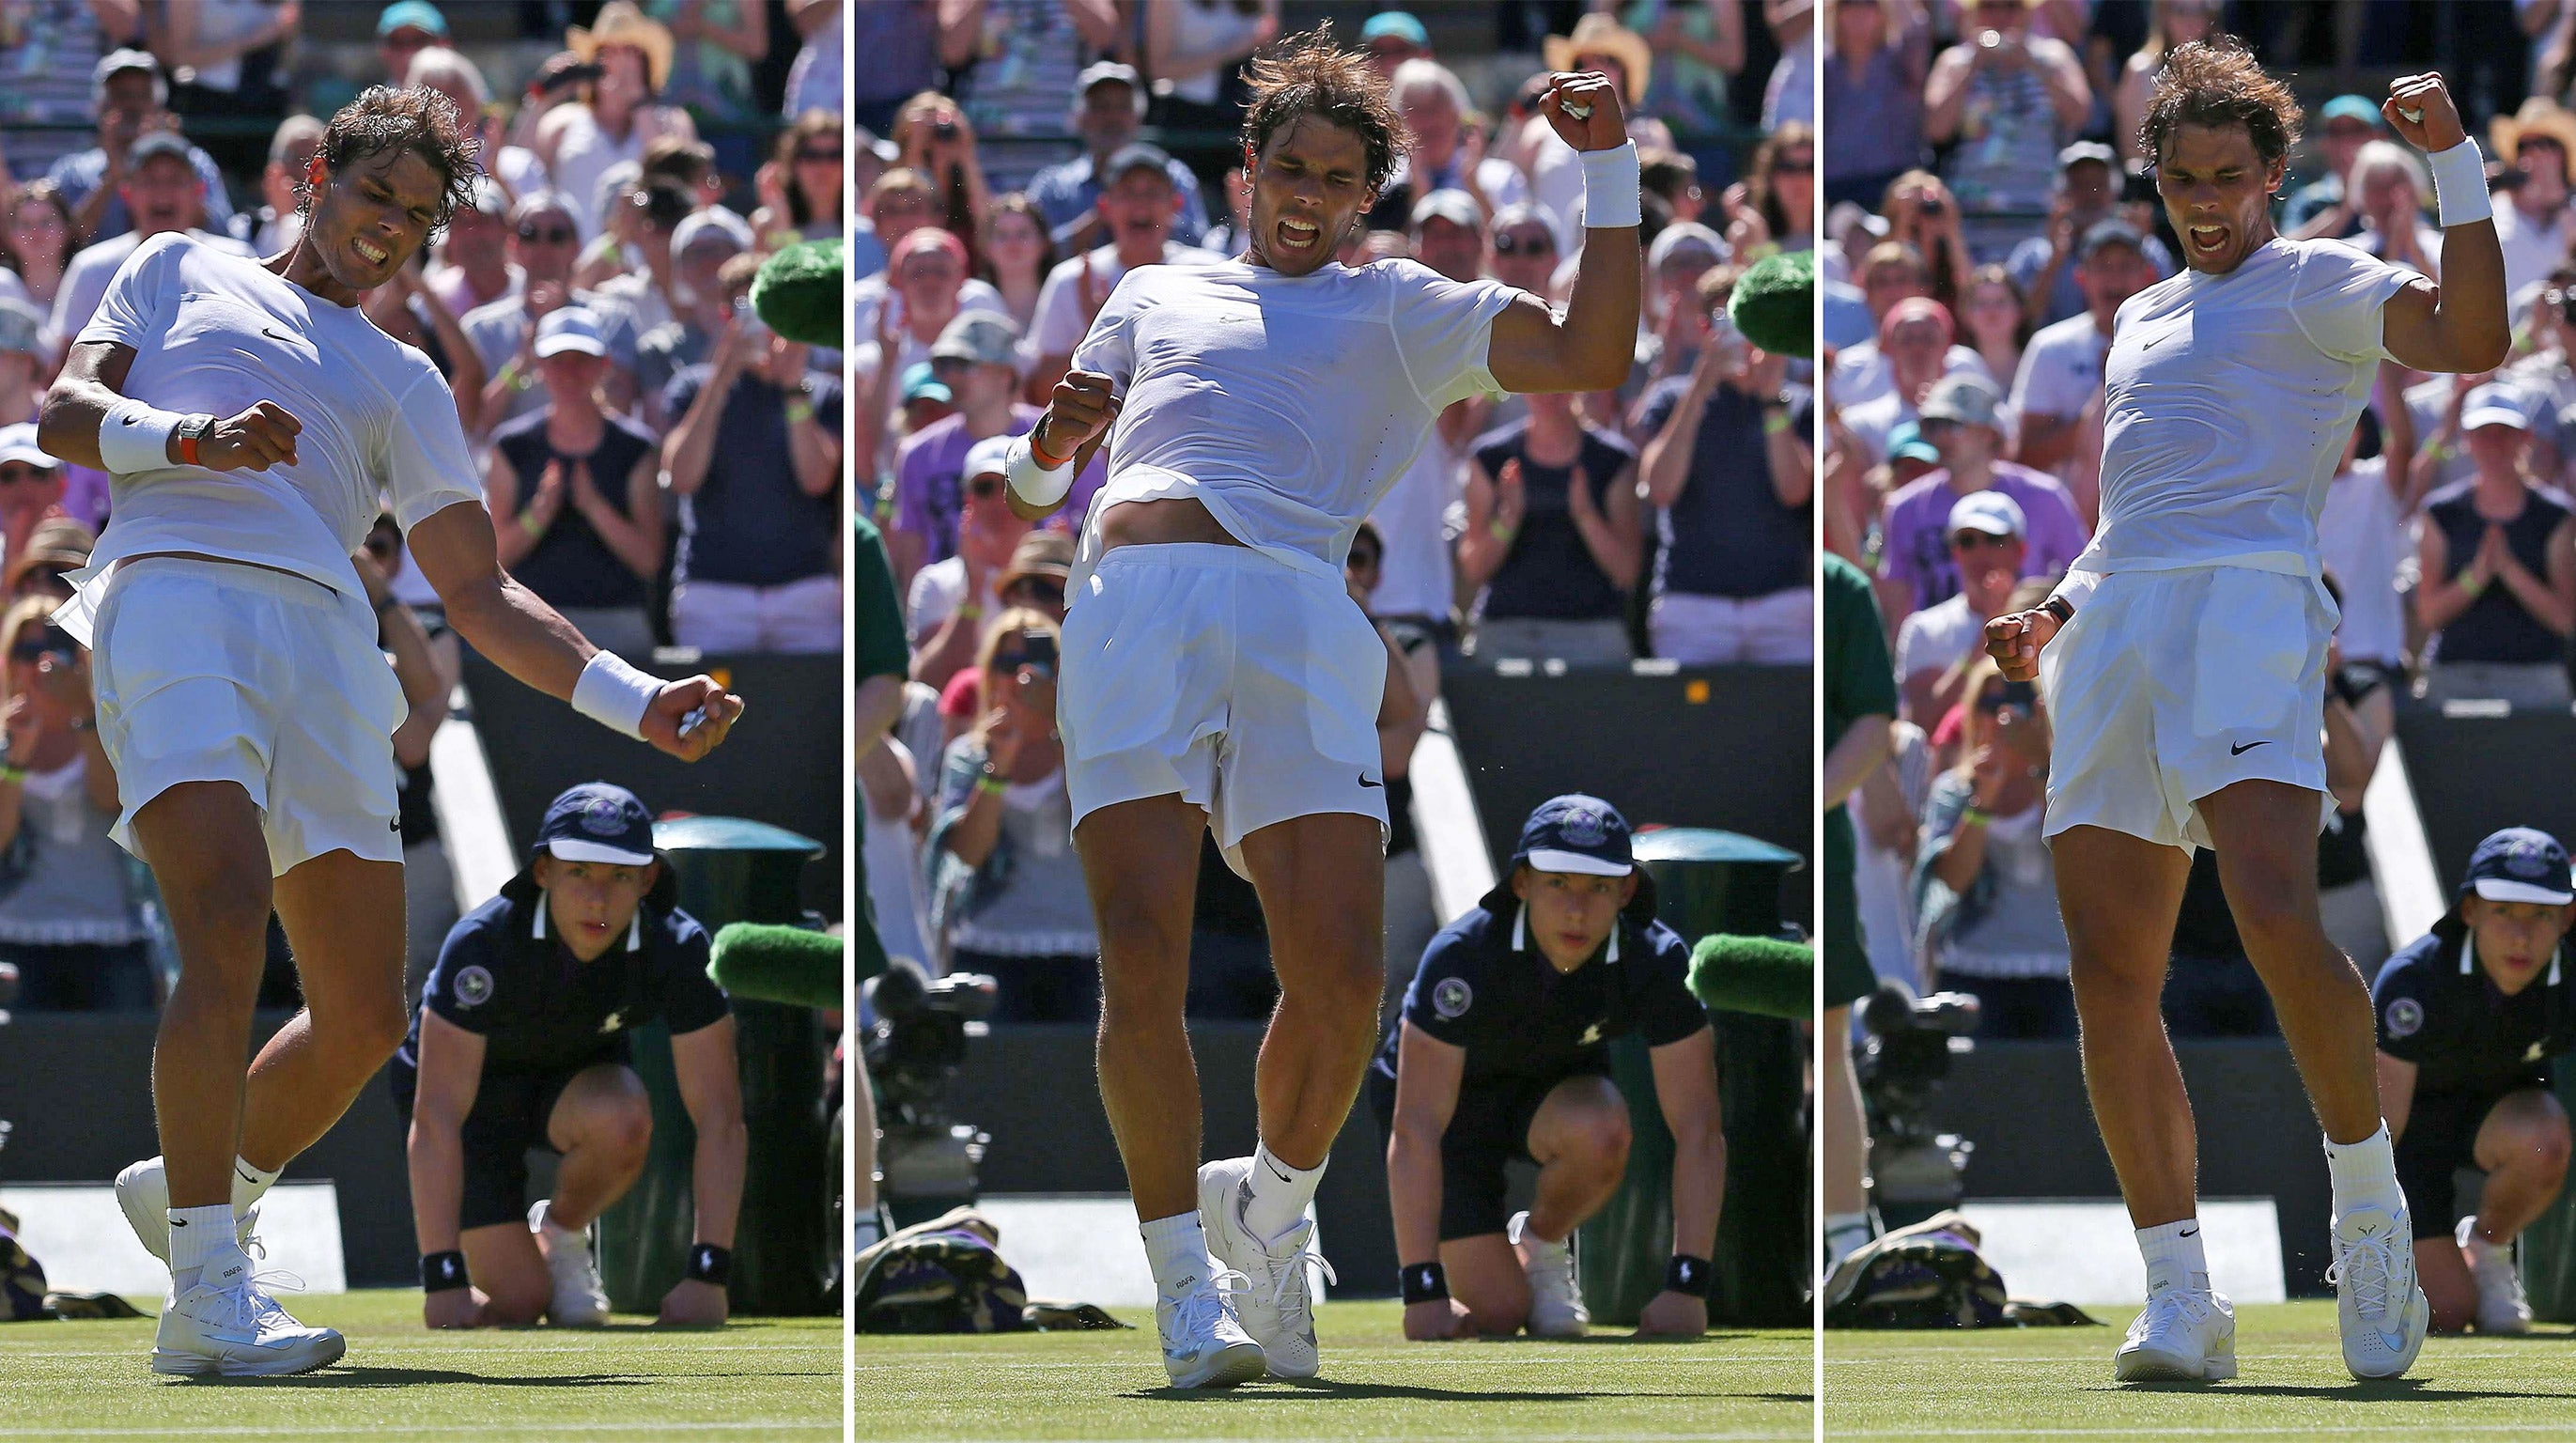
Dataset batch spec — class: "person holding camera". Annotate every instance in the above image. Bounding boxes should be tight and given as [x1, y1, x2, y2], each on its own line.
[925, 609, 1097, 1023]
[1921, 0, 2089, 230]
[533, 3, 699, 242]
[0, 593, 148, 1012]
[396, 782, 743, 1330]
[660, 252, 842, 654]
[1915, 645, 2072, 1040]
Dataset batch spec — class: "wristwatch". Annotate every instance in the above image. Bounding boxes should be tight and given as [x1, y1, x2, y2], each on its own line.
[175, 412, 214, 466]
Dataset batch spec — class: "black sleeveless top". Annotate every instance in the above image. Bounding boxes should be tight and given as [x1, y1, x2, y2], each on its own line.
[2427, 479, 2571, 665]
[491, 409, 658, 610]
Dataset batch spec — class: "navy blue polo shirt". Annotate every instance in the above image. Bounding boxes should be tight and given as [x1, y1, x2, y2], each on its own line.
[394, 876, 730, 1082]
[2372, 918, 2576, 1096]
[1370, 900, 1708, 1088]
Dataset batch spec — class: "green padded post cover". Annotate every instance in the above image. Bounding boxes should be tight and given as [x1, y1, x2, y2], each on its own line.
[1729, 247, 1815, 360]
[1575, 830, 1808, 1327]
[597, 818, 836, 1315]
[750, 240, 845, 348]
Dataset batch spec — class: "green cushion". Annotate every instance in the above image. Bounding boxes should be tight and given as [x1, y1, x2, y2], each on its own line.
[1729, 248, 1815, 360]
[751, 240, 845, 349]
[1686, 933, 1813, 1019]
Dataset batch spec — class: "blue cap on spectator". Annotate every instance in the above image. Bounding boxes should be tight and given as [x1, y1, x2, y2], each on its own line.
[1514, 794, 1636, 878]
[128, 130, 192, 168]
[2461, 382, 2533, 433]
[1884, 421, 1939, 466]
[1948, 489, 2026, 540]
[2460, 827, 2574, 907]
[378, 1, 450, 39]
[2320, 94, 2383, 129]
[534, 782, 656, 867]
[899, 361, 951, 406]
[2078, 220, 2147, 259]
[1362, 11, 1431, 48]
[535, 306, 608, 359]
[1103, 142, 1175, 186]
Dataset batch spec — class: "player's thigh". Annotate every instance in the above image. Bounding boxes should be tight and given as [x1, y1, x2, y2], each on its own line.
[1525, 1074, 1632, 1170]
[545, 1063, 654, 1156]
[2196, 779, 2329, 938]
[460, 1218, 552, 1326]
[272, 848, 409, 1043]
[1438, 1233, 1531, 1334]
[1237, 810, 1386, 989]
[1074, 793, 1207, 1006]
[2474, 1087, 2573, 1174]
[2048, 824, 2191, 987]
[130, 780, 273, 938]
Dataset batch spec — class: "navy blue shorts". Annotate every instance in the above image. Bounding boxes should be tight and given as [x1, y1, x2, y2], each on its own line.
[1367, 1063, 1611, 1242]
[393, 1062, 604, 1232]
[2395, 1074, 2550, 1238]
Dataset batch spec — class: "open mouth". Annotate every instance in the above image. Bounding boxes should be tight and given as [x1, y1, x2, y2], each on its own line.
[353, 236, 390, 266]
[2185, 224, 2228, 258]
[1275, 216, 1322, 256]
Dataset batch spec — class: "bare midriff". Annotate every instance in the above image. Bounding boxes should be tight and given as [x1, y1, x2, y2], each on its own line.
[1096, 494, 1251, 553]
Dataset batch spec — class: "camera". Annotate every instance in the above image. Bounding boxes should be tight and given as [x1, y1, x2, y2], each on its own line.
[863, 959, 996, 1223]
[933, 118, 959, 143]
[1856, 982, 1981, 1230]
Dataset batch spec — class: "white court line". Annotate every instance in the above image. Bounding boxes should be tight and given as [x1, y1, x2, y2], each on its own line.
[0, 1426, 833, 1440]
[2365, 735, 2446, 942]
[1829, 1428, 2576, 1440]
[1409, 700, 1496, 925]
[851, 1351, 1803, 1368]
[430, 700, 517, 909]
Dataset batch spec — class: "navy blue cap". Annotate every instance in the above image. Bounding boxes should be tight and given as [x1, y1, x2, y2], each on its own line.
[1514, 794, 1636, 877]
[535, 782, 657, 867]
[1102, 142, 1173, 186]
[2460, 827, 2575, 907]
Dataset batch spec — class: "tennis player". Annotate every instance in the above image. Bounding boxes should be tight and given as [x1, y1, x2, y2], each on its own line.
[1001, 30, 1640, 1387]
[39, 87, 740, 1376]
[1985, 48, 2506, 1383]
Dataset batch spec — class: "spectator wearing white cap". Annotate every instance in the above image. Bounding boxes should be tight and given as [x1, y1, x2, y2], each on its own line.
[660, 251, 844, 654]
[0, 423, 70, 578]
[1895, 490, 2029, 724]
[1028, 62, 1215, 254]
[51, 131, 253, 348]
[909, 435, 1037, 691]
[636, 208, 753, 431]
[1026, 143, 1223, 399]
[483, 308, 665, 657]
[47, 49, 236, 247]
[2415, 385, 2576, 708]
[1630, 222, 1730, 407]
[464, 192, 641, 435]
[1877, 371, 2087, 628]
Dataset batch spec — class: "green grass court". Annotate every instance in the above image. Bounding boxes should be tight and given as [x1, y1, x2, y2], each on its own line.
[1824, 1300, 2576, 1439]
[1, 1288, 838, 1441]
[851, 1299, 1811, 1440]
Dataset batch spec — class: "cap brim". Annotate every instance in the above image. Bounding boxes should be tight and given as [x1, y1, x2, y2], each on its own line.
[2473, 877, 2575, 906]
[1526, 848, 1633, 877]
[1951, 523, 2017, 539]
[545, 837, 658, 867]
[2463, 411, 2528, 433]
[0, 448, 56, 469]
[534, 338, 607, 358]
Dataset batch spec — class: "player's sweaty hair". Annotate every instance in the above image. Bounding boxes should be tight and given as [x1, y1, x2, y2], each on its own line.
[1238, 23, 1409, 195]
[303, 85, 481, 234]
[2140, 36, 2303, 170]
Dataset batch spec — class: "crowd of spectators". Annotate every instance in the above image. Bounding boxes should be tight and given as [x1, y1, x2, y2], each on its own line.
[0, 0, 842, 1009]
[850, 1, 1816, 1024]
[1823, 1, 2576, 1040]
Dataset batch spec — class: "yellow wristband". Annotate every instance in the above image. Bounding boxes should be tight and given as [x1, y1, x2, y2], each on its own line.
[518, 509, 550, 541]
[785, 399, 815, 426]
[1762, 411, 1793, 436]
[1489, 520, 1517, 543]
[2460, 572, 2490, 598]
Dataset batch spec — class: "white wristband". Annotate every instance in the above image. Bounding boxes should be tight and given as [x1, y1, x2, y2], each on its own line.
[1004, 431, 1074, 508]
[97, 398, 183, 475]
[569, 651, 661, 740]
[2047, 568, 2102, 614]
[2428, 139, 2491, 228]
[1580, 141, 1642, 230]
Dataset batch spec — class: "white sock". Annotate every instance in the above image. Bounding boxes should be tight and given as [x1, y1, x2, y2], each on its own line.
[2137, 1218, 2210, 1296]
[1241, 1142, 1325, 1243]
[167, 1204, 237, 1289]
[1141, 1211, 1212, 1297]
[2323, 1125, 2403, 1216]
[231, 1156, 279, 1214]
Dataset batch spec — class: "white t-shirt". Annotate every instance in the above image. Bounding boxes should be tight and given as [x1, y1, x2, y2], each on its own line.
[2494, 198, 2573, 303]
[1894, 592, 1984, 684]
[71, 235, 485, 608]
[1366, 429, 1462, 621]
[53, 227, 254, 353]
[1029, 241, 1223, 361]
[2082, 238, 2413, 579]
[1067, 257, 1517, 582]
[905, 553, 1001, 645]
[2010, 311, 2110, 425]
[2316, 454, 2407, 668]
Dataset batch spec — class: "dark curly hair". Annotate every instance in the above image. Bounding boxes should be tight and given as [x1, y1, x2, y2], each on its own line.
[1237, 23, 1408, 195]
[2139, 36, 2303, 169]
[303, 85, 482, 234]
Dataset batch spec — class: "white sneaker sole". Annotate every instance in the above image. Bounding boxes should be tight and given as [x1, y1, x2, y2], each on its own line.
[150, 1330, 346, 1377]
[1165, 1339, 1267, 1389]
[2115, 1341, 2236, 1382]
[2343, 1287, 2431, 1380]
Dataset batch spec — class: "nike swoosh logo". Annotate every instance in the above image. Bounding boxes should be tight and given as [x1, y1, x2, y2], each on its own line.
[119, 415, 138, 426]
[1358, 774, 1382, 788]
[237, 1165, 260, 1185]
[2230, 740, 2272, 755]
[262, 328, 293, 342]
[2178, 1228, 2197, 1237]
[1265, 1158, 1296, 1183]
[169, 1218, 188, 1227]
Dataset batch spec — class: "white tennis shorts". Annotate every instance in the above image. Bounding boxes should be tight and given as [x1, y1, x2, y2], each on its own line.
[87, 556, 408, 876]
[1060, 543, 1388, 877]
[2041, 566, 2334, 852]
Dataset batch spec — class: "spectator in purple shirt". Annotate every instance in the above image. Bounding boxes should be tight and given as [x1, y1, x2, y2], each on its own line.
[1879, 372, 2087, 628]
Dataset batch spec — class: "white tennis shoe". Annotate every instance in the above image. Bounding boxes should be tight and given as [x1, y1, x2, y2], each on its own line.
[115, 1156, 261, 1264]
[1200, 1156, 1333, 1378]
[150, 1249, 343, 1377]
[2114, 1285, 2236, 1382]
[1509, 1210, 1590, 1337]
[2330, 1201, 2430, 1379]
[531, 1200, 610, 1327]
[1154, 1249, 1265, 1389]
[2458, 1216, 2531, 1336]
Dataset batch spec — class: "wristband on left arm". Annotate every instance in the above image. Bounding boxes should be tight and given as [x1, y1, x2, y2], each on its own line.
[685, 1243, 732, 1286]
[1666, 1254, 1715, 1299]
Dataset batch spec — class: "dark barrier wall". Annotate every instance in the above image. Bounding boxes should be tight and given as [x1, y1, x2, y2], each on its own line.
[459, 648, 843, 919]
[1, 1013, 418, 1287]
[1441, 664, 1812, 927]
[1932, 1039, 2335, 1296]
[2394, 704, 2576, 887]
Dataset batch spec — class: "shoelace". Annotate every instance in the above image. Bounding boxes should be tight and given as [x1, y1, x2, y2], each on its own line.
[1256, 1234, 1337, 1334]
[2130, 1289, 2207, 1344]
[1169, 1267, 1255, 1345]
[196, 1267, 308, 1336]
[2326, 1232, 2398, 1319]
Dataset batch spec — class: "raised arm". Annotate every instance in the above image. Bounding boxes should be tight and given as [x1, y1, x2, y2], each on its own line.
[2378, 76, 2510, 376]
[1485, 73, 1640, 396]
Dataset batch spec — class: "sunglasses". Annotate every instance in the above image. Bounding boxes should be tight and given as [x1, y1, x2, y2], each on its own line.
[516, 223, 576, 243]
[797, 148, 843, 164]
[965, 474, 1001, 500]
[1494, 230, 1555, 256]
[0, 464, 53, 484]
[1347, 551, 1381, 571]
[1007, 578, 1065, 607]
[9, 633, 69, 663]
[929, 355, 973, 376]
[1950, 530, 2015, 551]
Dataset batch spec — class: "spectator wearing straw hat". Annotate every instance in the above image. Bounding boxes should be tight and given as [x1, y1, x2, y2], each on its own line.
[1528, 14, 1675, 243]
[2489, 100, 2576, 302]
[535, 2, 699, 241]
